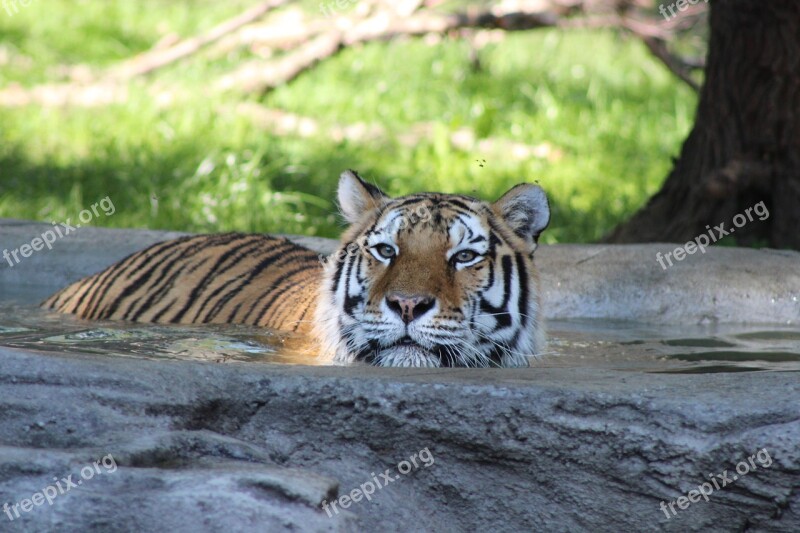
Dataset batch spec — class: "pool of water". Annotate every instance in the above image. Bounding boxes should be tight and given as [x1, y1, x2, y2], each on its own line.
[2, 288, 799, 373]
[538, 319, 800, 374]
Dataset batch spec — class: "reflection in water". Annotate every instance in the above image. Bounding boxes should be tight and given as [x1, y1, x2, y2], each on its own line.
[1, 303, 799, 372]
[530, 319, 800, 374]
[0, 304, 324, 366]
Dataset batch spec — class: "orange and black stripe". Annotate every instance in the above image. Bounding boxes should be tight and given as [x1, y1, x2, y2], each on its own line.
[42, 233, 323, 334]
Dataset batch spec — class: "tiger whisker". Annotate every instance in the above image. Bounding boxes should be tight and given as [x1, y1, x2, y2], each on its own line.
[474, 311, 541, 323]
[475, 333, 535, 362]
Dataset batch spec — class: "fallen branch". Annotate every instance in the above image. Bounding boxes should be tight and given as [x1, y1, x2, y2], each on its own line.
[108, 0, 291, 80]
[0, 1, 706, 106]
[210, 10, 330, 57]
[222, 0, 703, 95]
[0, 81, 127, 107]
[234, 102, 564, 162]
[616, 14, 704, 91]
[639, 35, 700, 91]
[219, 3, 581, 94]
[217, 32, 342, 92]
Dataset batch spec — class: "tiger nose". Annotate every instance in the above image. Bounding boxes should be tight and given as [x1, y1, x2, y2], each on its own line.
[386, 292, 435, 324]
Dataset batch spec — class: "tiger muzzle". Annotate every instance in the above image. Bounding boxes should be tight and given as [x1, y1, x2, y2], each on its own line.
[385, 292, 435, 324]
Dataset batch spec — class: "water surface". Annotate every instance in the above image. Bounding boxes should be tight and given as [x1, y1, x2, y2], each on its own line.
[2, 285, 799, 373]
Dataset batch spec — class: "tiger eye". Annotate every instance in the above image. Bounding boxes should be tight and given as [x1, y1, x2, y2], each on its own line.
[453, 250, 479, 263]
[375, 244, 396, 259]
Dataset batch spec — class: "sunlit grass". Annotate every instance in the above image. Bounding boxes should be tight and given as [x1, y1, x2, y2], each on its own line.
[0, 1, 697, 243]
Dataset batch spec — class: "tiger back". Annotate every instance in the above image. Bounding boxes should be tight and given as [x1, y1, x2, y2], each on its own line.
[43, 233, 321, 333]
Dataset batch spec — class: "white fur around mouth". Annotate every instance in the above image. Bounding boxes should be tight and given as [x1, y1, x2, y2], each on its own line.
[375, 342, 441, 367]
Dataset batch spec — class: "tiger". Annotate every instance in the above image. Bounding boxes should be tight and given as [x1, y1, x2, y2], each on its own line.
[43, 170, 551, 367]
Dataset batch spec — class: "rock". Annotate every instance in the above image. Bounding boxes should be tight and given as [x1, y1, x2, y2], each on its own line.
[0, 346, 798, 532]
[0, 219, 799, 532]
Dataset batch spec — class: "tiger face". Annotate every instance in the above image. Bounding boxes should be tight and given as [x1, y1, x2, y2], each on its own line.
[313, 170, 550, 368]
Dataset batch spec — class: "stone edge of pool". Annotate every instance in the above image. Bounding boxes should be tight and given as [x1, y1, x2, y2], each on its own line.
[0, 344, 798, 531]
[1, 218, 799, 324]
[1, 218, 799, 531]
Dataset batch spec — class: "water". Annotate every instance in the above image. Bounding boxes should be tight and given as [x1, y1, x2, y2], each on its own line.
[0, 285, 320, 365]
[2, 287, 799, 372]
[540, 320, 800, 374]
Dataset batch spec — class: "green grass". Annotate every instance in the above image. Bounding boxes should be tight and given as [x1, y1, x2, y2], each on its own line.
[0, 1, 697, 243]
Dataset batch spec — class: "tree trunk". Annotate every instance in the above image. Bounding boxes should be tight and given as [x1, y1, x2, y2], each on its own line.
[605, 0, 800, 249]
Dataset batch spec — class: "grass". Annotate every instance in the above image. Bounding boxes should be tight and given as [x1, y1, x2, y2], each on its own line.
[0, 0, 698, 243]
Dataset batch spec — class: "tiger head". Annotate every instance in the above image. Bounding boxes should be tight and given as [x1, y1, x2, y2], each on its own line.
[313, 170, 550, 368]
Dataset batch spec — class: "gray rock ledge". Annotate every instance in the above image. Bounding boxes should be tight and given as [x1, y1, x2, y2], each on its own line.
[0, 219, 799, 532]
[0, 346, 798, 532]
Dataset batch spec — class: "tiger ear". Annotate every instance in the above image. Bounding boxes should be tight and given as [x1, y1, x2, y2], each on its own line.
[338, 170, 389, 224]
[493, 184, 550, 243]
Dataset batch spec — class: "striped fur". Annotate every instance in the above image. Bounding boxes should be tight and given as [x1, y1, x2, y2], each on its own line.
[313, 171, 551, 367]
[43, 233, 321, 334]
[44, 170, 550, 367]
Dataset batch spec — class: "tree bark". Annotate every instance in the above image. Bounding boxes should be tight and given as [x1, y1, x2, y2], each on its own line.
[605, 0, 800, 249]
